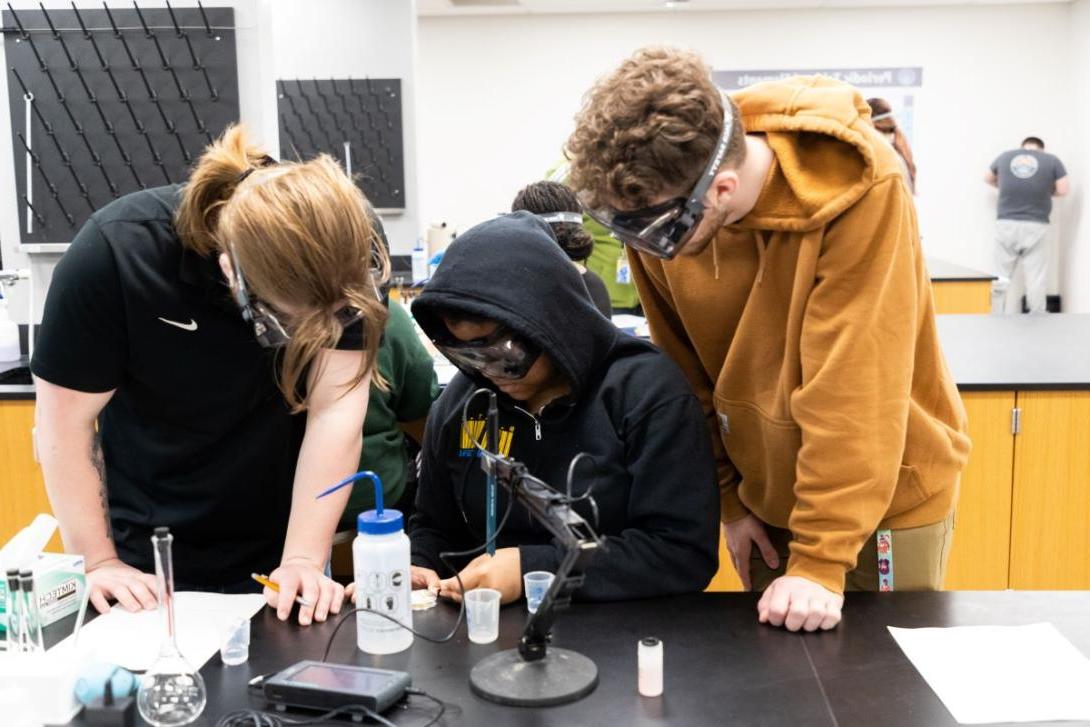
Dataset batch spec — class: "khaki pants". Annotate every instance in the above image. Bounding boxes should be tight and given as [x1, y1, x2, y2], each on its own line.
[993, 219, 1049, 314]
[748, 512, 955, 592]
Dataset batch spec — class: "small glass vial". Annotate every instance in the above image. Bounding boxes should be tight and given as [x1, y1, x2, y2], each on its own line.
[19, 570, 44, 652]
[638, 637, 664, 697]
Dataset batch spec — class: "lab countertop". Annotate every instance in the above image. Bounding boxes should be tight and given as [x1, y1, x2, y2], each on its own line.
[927, 257, 998, 282]
[5, 315, 1089, 402]
[937, 314, 1090, 391]
[0, 357, 33, 400]
[55, 591, 1090, 726]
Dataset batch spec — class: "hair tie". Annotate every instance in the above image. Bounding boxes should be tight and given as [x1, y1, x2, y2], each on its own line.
[237, 154, 280, 184]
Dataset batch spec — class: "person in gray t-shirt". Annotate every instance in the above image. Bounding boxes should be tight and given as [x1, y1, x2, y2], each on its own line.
[985, 137, 1070, 314]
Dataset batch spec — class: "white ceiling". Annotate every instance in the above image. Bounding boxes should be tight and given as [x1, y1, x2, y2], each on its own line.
[418, 0, 1070, 16]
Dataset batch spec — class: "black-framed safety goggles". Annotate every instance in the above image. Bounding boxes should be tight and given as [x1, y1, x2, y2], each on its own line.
[432, 325, 541, 380]
[579, 93, 735, 260]
[227, 245, 365, 349]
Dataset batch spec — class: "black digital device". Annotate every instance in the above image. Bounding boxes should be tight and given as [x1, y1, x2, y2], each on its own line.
[263, 660, 411, 714]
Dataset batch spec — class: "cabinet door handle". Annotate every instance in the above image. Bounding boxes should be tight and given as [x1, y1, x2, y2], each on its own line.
[1011, 407, 1022, 435]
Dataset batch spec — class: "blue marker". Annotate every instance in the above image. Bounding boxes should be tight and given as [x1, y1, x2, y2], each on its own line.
[486, 393, 499, 556]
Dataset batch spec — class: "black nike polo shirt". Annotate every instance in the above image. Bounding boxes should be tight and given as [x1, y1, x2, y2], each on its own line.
[32, 185, 365, 589]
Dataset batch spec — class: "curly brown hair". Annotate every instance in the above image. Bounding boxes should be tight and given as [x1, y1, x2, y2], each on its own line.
[566, 46, 746, 209]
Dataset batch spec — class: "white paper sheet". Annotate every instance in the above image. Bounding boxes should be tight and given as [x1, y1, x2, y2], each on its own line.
[51, 592, 266, 671]
[888, 622, 1090, 724]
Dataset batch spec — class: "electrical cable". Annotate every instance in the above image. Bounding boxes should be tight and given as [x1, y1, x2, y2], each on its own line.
[214, 702, 395, 726]
[215, 691, 447, 726]
[307, 389, 597, 723]
[403, 688, 446, 727]
[320, 485, 518, 660]
[320, 387, 522, 662]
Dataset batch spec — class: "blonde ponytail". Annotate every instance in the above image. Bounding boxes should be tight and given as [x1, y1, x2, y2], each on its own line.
[176, 125, 273, 256]
[177, 125, 390, 411]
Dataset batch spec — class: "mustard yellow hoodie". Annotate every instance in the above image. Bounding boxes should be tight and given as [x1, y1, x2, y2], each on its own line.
[628, 76, 971, 594]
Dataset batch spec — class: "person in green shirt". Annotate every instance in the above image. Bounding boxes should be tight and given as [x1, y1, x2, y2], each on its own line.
[337, 297, 440, 532]
[545, 161, 641, 313]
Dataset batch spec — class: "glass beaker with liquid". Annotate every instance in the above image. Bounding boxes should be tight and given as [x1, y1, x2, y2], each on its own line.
[137, 527, 207, 726]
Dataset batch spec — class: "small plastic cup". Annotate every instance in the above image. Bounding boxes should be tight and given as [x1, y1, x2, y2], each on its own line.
[219, 616, 250, 666]
[465, 588, 501, 644]
[523, 571, 555, 614]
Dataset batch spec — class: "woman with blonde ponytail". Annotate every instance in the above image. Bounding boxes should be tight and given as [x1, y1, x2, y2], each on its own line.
[32, 125, 389, 625]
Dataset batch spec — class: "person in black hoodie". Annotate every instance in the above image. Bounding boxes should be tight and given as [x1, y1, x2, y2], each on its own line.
[407, 212, 719, 603]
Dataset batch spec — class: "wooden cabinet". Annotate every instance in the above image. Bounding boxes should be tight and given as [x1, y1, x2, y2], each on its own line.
[0, 400, 62, 551]
[932, 280, 993, 315]
[706, 389, 1090, 593]
[705, 390, 1020, 594]
[1009, 391, 1090, 589]
[946, 389, 1090, 590]
[944, 391, 1015, 590]
[706, 528, 743, 592]
[6, 390, 1089, 591]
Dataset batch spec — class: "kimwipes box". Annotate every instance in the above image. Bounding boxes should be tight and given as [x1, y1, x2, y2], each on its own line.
[0, 552, 86, 632]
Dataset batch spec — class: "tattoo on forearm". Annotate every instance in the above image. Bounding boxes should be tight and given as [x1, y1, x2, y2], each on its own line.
[91, 432, 112, 542]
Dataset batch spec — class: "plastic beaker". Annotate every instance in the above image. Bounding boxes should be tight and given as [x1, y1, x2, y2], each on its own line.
[522, 571, 555, 614]
[465, 588, 501, 644]
[219, 616, 250, 666]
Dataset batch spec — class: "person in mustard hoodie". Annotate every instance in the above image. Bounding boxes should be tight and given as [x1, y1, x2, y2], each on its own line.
[566, 47, 970, 632]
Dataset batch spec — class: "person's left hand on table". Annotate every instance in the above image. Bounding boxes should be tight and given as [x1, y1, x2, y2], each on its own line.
[757, 575, 843, 632]
[266, 557, 345, 626]
[438, 548, 522, 604]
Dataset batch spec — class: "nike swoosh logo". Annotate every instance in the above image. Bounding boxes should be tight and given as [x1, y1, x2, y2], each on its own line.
[158, 317, 198, 332]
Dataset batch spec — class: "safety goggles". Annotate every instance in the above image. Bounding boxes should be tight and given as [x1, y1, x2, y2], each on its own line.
[579, 94, 735, 260]
[228, 245, 291, 348]
[432, 325, 541, 380]
[227, 245, 364, 349]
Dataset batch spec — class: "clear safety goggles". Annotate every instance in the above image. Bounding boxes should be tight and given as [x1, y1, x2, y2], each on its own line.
[433, 325, 541, 380]
[579, 94, 735, 260]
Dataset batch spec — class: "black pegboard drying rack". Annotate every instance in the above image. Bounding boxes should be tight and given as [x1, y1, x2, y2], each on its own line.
[3, 2, 239, 244]
[277, 77, 405, 212]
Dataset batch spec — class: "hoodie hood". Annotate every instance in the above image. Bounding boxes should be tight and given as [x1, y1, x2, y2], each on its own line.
[412, 212, 619, 398]
[732, 75, 897, 232]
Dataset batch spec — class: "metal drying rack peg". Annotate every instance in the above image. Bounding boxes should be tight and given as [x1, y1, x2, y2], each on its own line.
[6, 4, 47, 70]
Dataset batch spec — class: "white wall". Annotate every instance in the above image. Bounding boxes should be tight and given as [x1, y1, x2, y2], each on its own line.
[0, 0, 419, 328]
[416, 3, 1086, 309]
[269, 0, 421, 253]
[1064, 0, 1090, 313]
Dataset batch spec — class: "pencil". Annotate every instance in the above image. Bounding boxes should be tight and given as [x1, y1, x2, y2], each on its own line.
[251, 573, 314, 608]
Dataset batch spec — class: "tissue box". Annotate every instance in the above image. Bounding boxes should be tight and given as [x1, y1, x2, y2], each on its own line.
[0, 553, 85, 632]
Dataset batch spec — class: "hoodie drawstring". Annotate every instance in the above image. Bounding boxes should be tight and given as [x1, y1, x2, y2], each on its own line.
[753, 231, 769, 286]
[712, 233, 720, 280]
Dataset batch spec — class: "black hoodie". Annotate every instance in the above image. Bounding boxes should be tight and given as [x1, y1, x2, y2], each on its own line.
[410, 213, 718, 601]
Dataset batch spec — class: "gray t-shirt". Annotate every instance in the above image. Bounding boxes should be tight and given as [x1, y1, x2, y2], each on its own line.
[990, 148, 1067, 223]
